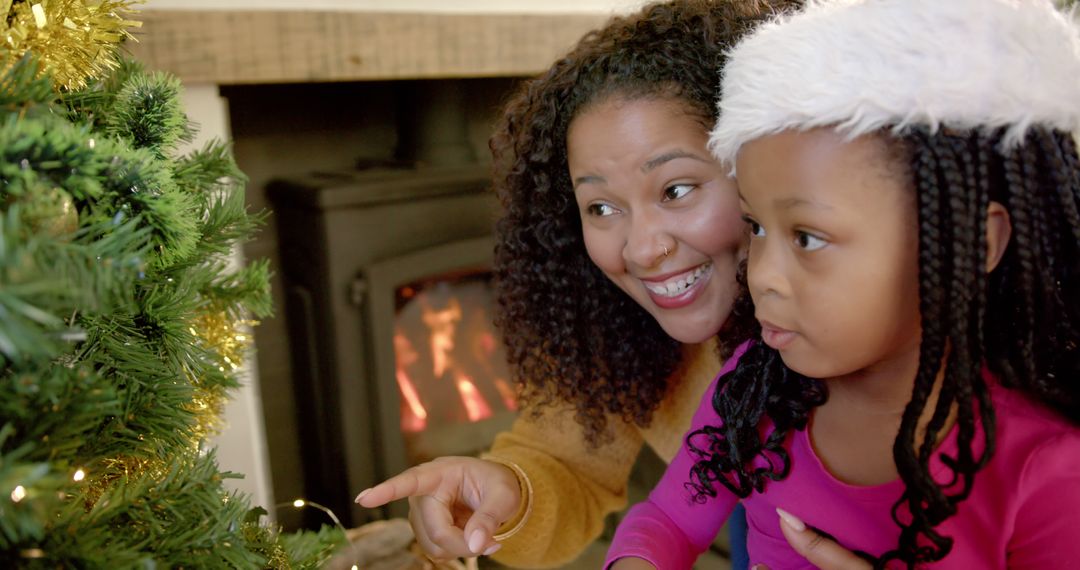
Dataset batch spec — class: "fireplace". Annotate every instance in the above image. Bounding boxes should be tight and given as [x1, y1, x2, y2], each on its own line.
[268, 164, 514, 527]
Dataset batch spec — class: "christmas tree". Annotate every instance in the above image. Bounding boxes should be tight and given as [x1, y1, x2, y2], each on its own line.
[0, 1, 345, 567]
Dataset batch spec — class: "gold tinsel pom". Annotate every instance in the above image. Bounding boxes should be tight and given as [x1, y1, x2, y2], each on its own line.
[186, 307, 259, 443]
[81, 455, 158, 509]
[2, 0, 142, 90]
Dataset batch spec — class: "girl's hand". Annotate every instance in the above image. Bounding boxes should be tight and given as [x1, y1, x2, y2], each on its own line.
[354, 456, 521, 560]
[751, 508, 872, 570]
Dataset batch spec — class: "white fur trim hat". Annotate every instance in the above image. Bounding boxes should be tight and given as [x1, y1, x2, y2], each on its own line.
[708, 0, 1080, 170]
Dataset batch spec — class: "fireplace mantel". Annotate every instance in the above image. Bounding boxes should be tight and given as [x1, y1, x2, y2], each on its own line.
[129, 9, 610, 85]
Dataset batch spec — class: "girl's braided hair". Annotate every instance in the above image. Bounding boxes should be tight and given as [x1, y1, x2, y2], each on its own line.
[489, 0, 794, 444]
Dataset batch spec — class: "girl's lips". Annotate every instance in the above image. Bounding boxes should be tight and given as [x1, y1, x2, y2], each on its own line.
[759, 319, 798, 350]
[642, 263, 712, 309]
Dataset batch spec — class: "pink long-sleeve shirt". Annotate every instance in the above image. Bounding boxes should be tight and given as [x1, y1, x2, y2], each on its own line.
[606, 343, 1080, 569]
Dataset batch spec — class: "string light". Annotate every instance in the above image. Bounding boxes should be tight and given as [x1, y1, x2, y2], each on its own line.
[275, 498, 478, 569]
[73, 468, 86, 482]
[11, 485, 27, 502]
[278, 498, 344, 528]
[276, 498, 356, 566]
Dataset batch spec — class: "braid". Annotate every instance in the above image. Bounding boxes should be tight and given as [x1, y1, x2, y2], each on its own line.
[1000, 140, 1042, 388]
[1039, 134, 1080, 245]
[969, 137, 997, 446]
[888, 130, 947, 550]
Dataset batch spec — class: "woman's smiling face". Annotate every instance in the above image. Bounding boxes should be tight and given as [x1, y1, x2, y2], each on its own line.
[568, 95, 746, 344]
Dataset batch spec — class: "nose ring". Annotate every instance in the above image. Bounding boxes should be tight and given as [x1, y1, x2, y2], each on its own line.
[662, 245, 670, 257]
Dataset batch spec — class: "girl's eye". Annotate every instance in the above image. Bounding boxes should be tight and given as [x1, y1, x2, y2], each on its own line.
[742, 215, 765, 237]
[663, 183, 695, 201]
[587, 202, 617, 217]
[795, 231, 827, 251]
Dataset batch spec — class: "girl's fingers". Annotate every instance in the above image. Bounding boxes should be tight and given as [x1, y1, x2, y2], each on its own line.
[776, 508, 872, 570]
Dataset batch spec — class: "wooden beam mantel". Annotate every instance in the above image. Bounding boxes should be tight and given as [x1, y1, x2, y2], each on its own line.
[127, 9, 610, 85]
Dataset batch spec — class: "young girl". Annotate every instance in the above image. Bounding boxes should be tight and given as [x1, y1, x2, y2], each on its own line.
[607, 0, 1080, 568]
[355, 1, 798, 566]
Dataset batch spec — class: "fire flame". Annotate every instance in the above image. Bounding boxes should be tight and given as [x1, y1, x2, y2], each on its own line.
[423, 298, 462, 378]
[493, 378, 518, 412]
[395, 332, 427, 433]
[395, 283, 515, 434]
[397, 369, 428, 432]
[455, 372, 493, 422]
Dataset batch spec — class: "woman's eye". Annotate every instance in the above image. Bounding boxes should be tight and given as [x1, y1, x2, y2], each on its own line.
[796, 231, 827, 251]
[742, 215, 765, 237]
[587, 203, 617, 217]
[663, 184, 695, 201]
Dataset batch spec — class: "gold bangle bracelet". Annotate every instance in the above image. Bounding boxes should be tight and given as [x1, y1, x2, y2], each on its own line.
[481, 455, 534, 542]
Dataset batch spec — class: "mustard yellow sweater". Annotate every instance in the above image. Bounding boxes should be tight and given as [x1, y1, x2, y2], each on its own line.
[486, 341, 722, 568]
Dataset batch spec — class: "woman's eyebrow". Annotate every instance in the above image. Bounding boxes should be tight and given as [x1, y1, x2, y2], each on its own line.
[573, 174, 605, 189]
[642, 150, 710, 172]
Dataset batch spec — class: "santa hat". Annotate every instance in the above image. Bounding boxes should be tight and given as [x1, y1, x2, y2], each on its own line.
[708, 0, 1080, 171]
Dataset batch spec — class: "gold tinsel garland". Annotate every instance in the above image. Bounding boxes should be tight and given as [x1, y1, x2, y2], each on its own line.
[79, 455, 156, 512]
[192, 306, 319, 570]
[186, 307, 259, 443]
[2, 0, 142, 90]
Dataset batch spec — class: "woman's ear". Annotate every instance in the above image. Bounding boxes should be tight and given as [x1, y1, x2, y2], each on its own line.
[985, 201, 1012, 273]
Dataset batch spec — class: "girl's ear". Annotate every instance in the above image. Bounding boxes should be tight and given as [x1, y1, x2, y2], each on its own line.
[985, 201, 1012, 273]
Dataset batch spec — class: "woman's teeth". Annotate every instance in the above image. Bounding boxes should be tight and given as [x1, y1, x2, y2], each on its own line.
[644, 263, 710, 297]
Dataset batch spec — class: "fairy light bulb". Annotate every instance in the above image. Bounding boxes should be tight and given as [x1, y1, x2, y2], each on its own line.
[281, 498, 343, 525]
[73, 468, 86, 482]
[278, 498, 356, 565]
[11, 486, 26, 502]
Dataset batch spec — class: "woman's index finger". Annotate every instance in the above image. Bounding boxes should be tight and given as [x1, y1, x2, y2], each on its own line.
[354, 464, 447, 508]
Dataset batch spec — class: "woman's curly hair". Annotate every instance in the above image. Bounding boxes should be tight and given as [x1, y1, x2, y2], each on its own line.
[687, 126, 1080, 568]
[489, 0, 796, 445]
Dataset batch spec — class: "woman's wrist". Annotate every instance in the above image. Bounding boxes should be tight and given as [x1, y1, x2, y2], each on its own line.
[480, 454, 534, 541]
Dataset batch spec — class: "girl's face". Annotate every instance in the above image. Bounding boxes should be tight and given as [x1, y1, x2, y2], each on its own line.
[567, 96, 745, 344]
[737, 128, 923, 379]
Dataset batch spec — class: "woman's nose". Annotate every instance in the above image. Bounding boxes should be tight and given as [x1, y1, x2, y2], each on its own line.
[623, 210, 674, 268]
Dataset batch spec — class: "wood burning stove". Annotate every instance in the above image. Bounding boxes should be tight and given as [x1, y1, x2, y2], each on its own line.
[269, 165, 514, 527]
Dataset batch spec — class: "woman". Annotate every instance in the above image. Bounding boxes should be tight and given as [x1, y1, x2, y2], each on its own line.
[356, 1, 797, 566]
